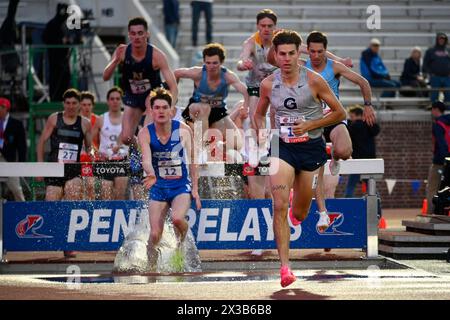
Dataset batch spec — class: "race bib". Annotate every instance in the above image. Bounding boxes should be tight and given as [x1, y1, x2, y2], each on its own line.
[129, 79, 151, 94]
[158, 159, 182, 180]
[57, 143, 79, 163]
[278, 116, 309, 143]
[199, 94, 223, 108]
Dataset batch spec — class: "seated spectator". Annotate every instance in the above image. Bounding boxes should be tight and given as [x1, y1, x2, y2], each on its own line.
[423, 32, 450, 105]
[345, 105, 380, 198]
[360, 38, 401, 97]
[400, 46, 428, 97]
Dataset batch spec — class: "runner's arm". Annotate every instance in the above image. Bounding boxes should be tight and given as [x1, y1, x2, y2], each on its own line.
[103, 44, 126, 81]
[334, 61, 376, 126]
[227, 70, 250, 113]
[252, 77, 272, 144]
[180, 122, 201, 210]
[37, 114, 57, 162]
[237, 37, 254, 71]
[154, 48, 179, 105]
[82, 118, 93, 155]
[138, 126, 156, 189]
[174, 67, 201, 83]
[91, 116, 103, 151]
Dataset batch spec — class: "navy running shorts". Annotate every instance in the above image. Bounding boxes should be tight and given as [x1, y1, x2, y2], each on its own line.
[272, 137, 327, 173]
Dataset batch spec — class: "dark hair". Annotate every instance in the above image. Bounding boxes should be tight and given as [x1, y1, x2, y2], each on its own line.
[348, 105, 364, 117]
[106, 86, 124, 100]
[273, 30, 302, 50]
[432, 101, 446, 113]
[149, 88, 172, 108]
[256, 9, 277, 25]
[203, 43, 226, 63]
[307, 31, 328, 49]
[80, 91, 95, 104]
[62, 88, 81, 102]
[128, 17, 148, 31]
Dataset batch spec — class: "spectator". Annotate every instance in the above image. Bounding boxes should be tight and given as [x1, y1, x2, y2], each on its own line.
[345, 105, 380, 198]
[426, 101, 450, 214]
[163, 0, 180, 48]
[191, 0, 213, 47]
[0, 0, 20, 75]
[423, 32, 450, 104]
[360, 38, 401, 97]
[42, 3, 71, 101]
[0, 97, 26, 201]
[400, 46, 428, 97]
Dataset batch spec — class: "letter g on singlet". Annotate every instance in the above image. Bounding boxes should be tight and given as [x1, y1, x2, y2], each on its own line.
[284, 97, 297, 110]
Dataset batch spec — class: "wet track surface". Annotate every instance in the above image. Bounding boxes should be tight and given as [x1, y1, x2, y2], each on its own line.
[38, 270, 439, 284]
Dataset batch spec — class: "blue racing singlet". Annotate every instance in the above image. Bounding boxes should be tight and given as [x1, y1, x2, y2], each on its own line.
[148, 120, 191, 189]
[191, 65, 229, 109]
[305, 58, 340, 98]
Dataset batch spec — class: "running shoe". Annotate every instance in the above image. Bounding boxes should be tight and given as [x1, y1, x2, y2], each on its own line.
[289, 208, 302, 226]
[316, 211, 330, 233]
[64, 251, 77, 258]
[170, 248, 185, 273]
[280, 265, 296, 288]
[250, 249, 263, 256]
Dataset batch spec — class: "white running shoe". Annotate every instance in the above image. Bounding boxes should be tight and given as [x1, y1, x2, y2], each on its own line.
[250, 249, 263, 256]
[316, 212, 330, 233]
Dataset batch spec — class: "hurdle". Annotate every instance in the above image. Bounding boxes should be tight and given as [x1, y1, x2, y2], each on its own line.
[0, 159, 384, 263]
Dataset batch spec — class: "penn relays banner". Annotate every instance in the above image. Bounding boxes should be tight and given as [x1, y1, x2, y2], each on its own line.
[2, 199, 367, 251]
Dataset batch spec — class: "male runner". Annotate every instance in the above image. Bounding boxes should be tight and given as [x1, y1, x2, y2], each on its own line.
[103, 17, 178, 148]
[303, 31, 376, 230]
[92, 86, 129, 200]
[37, 88, 92, 258]
[175, 43, 248, 161]
[79, 91, 100, 200]
[253, 30, 346, 287]
[237, 10, 354, 207]
[138, 88, 201, 259]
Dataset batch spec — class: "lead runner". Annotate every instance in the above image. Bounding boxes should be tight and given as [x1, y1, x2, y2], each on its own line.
[253, 30, 346, 287]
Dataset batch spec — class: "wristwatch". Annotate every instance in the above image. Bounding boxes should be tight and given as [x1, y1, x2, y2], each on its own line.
[364, 101, 372, 106]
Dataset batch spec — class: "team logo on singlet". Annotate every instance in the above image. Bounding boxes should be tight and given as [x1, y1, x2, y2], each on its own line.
[283, 97, 297, 110]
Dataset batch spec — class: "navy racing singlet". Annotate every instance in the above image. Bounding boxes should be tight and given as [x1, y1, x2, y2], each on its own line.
[121, 44, 162, 109]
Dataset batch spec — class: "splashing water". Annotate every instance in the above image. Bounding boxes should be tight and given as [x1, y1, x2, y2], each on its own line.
[113, 209, 202, 274]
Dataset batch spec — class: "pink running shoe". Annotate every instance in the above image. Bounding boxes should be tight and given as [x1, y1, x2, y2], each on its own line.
[289, 208, 302, 226]
[280, 266, 296, 288]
